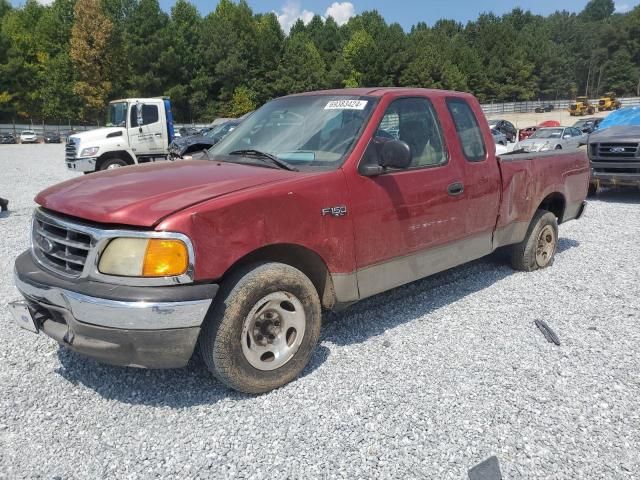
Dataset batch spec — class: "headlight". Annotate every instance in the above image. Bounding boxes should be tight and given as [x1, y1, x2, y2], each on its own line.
[80, 146, 99, 156]
[99, 238, 189, 277]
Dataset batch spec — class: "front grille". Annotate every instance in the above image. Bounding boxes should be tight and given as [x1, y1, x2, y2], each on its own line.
[65, 138, 79, 161]
[593, 142, 640, 160]
[32, 210, 92, 277]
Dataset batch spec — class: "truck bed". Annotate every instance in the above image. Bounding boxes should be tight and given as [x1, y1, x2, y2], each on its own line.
[494, 148, 589, 247]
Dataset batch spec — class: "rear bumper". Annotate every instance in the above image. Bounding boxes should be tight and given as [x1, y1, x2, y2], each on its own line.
[66, 157, 97, 173]
[13, 251, 217, 368]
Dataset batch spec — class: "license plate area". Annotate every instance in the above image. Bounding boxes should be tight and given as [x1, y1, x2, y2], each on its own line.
[8, 301, 39, 333]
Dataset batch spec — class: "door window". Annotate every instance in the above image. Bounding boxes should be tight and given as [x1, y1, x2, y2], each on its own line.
[376, 98, 447, 168]
[446, 98, 487, 162]
[130, 104, 160, 127]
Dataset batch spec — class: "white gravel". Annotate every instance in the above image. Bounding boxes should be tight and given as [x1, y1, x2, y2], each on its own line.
[1, 144, 639, 479]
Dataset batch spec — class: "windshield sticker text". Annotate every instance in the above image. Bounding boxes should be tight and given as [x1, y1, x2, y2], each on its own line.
[324, 100, 368, 110]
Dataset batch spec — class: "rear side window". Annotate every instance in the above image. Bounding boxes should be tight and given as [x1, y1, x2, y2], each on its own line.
[447, 98, 486, 162]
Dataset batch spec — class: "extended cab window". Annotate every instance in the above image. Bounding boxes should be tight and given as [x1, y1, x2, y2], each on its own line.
[376, 98, 447, 168]
[447, 98, 486, 162]
[130, 104, 159, 127]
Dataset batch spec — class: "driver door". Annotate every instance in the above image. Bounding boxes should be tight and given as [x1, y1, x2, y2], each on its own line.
[128, 103, 164, 155]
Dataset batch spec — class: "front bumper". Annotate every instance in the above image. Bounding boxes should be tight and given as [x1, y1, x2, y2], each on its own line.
[66, 157, 97, 173]
[12, 251, 218, 368]
[590, 169, 640, 187]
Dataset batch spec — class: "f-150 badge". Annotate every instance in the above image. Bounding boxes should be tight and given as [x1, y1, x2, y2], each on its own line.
[321, 205, 347, 217]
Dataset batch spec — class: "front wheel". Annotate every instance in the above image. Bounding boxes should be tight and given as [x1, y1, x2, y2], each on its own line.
[199, 262, 321, 394]
[510, 210, 559, 272]
[98, 158, 128, 170]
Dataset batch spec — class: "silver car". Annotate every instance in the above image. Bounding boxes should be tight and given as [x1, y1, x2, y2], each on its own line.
[514, 127, 586, 152]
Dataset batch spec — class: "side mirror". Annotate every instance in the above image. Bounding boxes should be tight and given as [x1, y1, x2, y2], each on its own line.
[359, 139, 412, 176]
[136, 103, 144, 127]
[380, 140, 411, 169]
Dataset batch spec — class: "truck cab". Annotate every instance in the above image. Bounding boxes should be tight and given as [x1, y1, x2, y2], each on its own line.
[65, 97, 175, 173]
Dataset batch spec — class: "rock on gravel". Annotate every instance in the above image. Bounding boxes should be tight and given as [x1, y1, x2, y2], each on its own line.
[1, 145, 639, 479]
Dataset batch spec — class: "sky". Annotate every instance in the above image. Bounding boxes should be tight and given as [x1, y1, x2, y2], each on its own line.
[174, 0, 640, 31]
[14, 0, 640, 31]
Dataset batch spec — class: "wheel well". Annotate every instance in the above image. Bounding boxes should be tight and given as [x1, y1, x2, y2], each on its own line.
[97, 151, 135, 169]
[538, 193, 566, 222]
[224, 244, 336, 310]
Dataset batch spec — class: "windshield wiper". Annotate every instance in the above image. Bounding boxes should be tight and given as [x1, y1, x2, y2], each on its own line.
[229, 149, 298, 171]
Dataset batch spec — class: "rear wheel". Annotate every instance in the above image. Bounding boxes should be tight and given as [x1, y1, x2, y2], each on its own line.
[199, 262, 322, 394]
[510, 210, 558, 272]
[555, 145, 562, 150]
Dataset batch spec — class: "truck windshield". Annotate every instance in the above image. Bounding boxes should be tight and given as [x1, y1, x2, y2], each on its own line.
[106, 102, 128, 128]
[210, 95, 376, 170]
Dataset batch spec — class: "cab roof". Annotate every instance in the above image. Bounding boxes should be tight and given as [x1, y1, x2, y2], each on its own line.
[283, 87, 474, 100]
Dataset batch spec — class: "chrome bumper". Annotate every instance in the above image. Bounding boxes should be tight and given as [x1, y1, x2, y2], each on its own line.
[66, 157, 97, 173]
[12, 251, 217, 368]
[14, 268, 211, 330]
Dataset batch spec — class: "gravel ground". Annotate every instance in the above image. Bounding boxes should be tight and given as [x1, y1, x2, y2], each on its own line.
[1, 144, 639, 479]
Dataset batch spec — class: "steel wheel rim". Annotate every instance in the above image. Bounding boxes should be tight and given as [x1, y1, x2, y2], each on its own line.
[535, 225, 556, 267]
[107, 163, 122, 169]
[241, 291, 306, 371]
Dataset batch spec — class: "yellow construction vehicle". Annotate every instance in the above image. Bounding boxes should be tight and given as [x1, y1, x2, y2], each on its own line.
[597, 92, 622, 112]
[569, 96, 596, 116]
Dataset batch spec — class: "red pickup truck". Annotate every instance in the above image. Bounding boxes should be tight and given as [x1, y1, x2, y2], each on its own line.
[11, 88, 589, 393]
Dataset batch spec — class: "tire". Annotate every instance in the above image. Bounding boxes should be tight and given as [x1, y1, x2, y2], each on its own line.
[510, 210, 559, 272]
[555, 145, 562, 150]
[199, 262, 322, 394]
[98, 157, 128, 170]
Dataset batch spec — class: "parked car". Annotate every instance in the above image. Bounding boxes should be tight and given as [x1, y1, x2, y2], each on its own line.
[535, 104, 554, 113]
[20, 130, 38, 144]
[43, 131, 61, 143]
[572, 117, 603, 134]
[487, 119, 517, 142]
[491, 128, 508, 146]
[1, 133, 17, 144]
[10, 87, 588, 394]
[178, 126, 199, 138]
[518, 120, 561, 141]
[514, 126, 587, 152]
[169, 121, 241, 158]
[587, 107, 640, 194]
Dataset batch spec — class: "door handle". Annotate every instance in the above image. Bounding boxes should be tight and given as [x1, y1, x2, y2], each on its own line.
[154, 133, 162, 137]
[447, 182, 464, 196]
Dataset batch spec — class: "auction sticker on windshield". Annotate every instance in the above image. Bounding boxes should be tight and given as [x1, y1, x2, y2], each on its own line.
[324, 100, 368, 110]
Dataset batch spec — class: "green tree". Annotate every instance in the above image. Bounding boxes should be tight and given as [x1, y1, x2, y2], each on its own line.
[276, 33, 326, 94]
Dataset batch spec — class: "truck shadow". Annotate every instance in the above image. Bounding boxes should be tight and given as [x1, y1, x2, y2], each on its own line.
[55, 237, 580, 407]
[592, 188, 640, 204]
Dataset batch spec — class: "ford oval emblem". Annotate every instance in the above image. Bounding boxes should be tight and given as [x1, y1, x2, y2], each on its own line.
[41, 238, 55, 253]
[610, 147, 626, 153]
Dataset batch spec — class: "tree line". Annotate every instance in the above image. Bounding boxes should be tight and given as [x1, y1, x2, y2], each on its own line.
[0, 0, 638, 124]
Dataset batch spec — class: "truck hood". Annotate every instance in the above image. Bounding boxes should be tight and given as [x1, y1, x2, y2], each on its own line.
[35, 160, 297, 227]
[69, 127, 126, 146]
[516, 139, 557, 151]
[590, 125, 640, 141]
